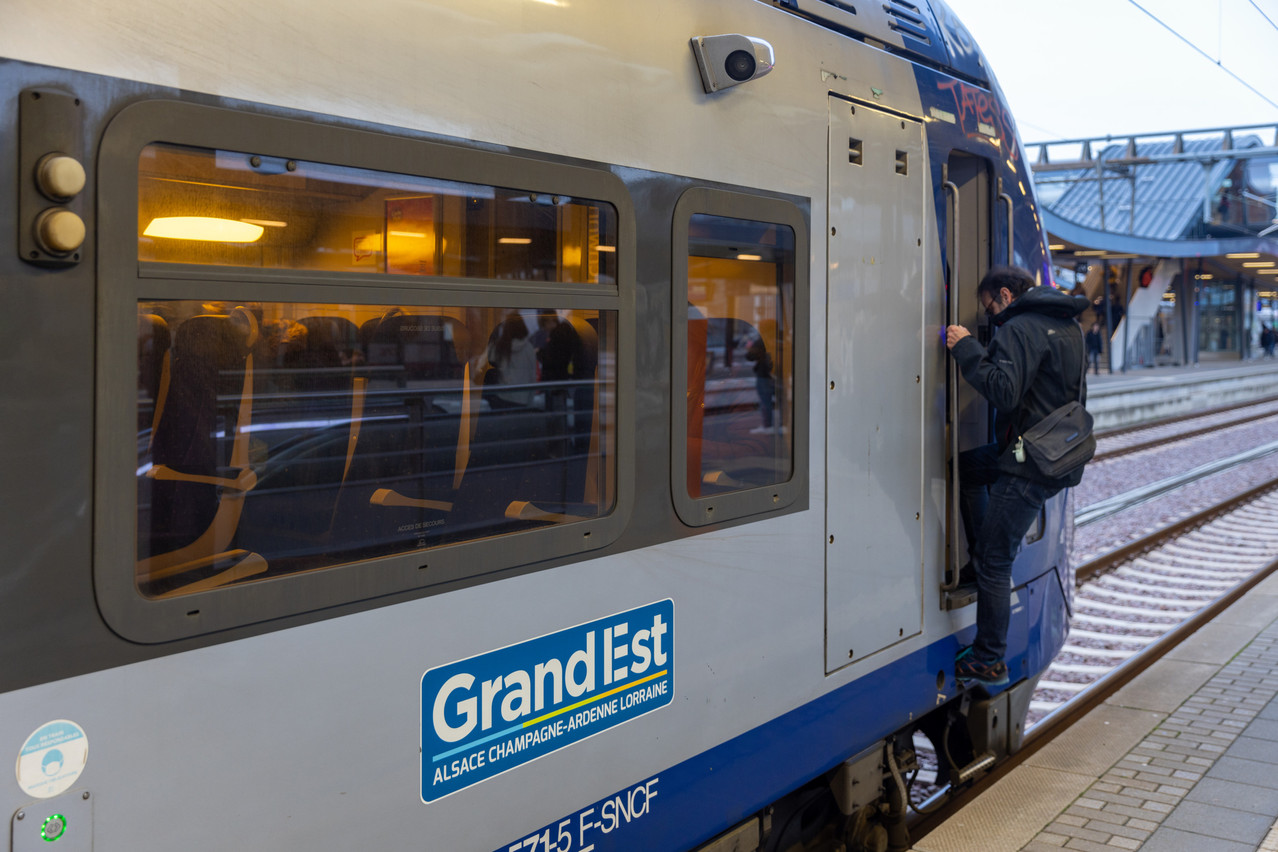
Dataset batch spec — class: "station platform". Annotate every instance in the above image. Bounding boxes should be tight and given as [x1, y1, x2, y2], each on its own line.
[1085, 357, 1278, 430]
[912, 568, 1278, 852]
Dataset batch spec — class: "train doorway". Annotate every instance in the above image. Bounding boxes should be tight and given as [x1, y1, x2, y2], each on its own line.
[824, 97, 925, 673]
[941, 152, 993, 608]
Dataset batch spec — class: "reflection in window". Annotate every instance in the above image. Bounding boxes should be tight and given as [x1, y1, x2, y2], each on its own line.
[686, 214, 795, 497]
[136, 300, 616, 598]
[137, 144, 618, 285]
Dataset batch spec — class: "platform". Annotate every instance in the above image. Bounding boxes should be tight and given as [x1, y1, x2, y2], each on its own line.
[1085, 357, 1278, 430]
[912, 568, 1278, 852]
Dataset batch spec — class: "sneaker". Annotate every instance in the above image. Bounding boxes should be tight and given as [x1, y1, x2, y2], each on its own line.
[956, 646, 1009, 686]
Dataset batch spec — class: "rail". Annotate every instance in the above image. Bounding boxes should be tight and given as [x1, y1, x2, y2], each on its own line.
[908, 475, 1278, 844]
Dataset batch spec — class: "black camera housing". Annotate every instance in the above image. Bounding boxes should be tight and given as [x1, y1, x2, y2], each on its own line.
[690, 35, 775, 93]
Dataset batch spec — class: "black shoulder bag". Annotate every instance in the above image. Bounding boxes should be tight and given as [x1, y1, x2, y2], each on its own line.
[1015, 334, 1096, 479]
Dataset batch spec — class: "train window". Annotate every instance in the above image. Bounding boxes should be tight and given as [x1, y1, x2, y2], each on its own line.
[138, 143, 617, 286]
[135, 301, 615, 599]
[686, 216, 795, 492]
[671, 188, 809, 527]
[95, 100, 634, 640]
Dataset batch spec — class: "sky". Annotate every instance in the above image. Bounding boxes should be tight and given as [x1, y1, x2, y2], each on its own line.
[940, 0, 1278, 152]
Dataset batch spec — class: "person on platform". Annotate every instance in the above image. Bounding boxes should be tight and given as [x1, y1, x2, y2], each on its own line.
[1085, 321, 1104, 375]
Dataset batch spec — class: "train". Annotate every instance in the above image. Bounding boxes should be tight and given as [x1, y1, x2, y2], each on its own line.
[0, 1, 1073, 850]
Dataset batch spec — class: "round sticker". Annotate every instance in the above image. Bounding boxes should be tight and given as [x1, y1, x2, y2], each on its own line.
[16, 720, 87, 799]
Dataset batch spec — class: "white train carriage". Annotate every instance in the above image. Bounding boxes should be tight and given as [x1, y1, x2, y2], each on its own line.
[0, 1, 1072, 850]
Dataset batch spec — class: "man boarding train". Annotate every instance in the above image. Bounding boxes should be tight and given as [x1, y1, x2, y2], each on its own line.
[945, 265, 1092, 686]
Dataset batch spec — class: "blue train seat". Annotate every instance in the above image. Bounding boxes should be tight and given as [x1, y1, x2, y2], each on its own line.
[136, 308, 267, 595]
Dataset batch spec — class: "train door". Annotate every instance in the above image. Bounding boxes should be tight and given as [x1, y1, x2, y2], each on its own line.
[825, 98, 925, 673]
[941, 153, 993, 608]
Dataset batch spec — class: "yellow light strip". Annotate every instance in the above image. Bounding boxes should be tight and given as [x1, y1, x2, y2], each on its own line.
[143, 217, 264, 242]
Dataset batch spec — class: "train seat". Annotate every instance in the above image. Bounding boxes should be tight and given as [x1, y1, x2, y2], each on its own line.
[328, 310, 475, 558]
[233, 314, 367, 572]
[447, 314, 602, 539]
[136, 307, 267, 595]
[137, 312, 171, 439]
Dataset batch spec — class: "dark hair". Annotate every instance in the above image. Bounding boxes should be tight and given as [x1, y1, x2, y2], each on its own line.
[976, 265, 1035, 301]
[493, 312, 529, 364]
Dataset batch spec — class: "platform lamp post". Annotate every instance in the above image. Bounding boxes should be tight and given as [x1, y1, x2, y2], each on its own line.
[1122, 258, 1133, 373]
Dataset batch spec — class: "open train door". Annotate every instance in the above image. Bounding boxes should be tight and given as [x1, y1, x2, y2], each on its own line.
[940, 153, 993, 610]
[824, 97, 926, 673]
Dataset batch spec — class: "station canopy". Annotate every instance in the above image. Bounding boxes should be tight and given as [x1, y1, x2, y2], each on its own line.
[1031, 125, 1278, 285]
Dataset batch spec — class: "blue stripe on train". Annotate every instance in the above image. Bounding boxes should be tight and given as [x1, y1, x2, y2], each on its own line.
[496, 567, 1068, 852]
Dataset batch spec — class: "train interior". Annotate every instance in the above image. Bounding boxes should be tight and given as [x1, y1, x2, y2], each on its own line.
[132, 144, 796, 599]
[134, 144, 621, 597]
[944, 152, 995, 598]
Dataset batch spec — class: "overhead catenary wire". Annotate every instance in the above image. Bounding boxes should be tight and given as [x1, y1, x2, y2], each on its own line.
[1126, 0, 1278, 112]
[1247, 0, 1278, 35]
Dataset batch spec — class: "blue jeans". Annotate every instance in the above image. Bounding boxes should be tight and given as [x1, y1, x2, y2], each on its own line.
[959, 443, 1058, 664]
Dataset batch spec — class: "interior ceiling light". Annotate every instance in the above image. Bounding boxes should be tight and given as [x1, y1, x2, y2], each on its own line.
[1226, 252, 1260, 259]
[498, 237, 532, 245]
[1243, 261, 1276, 267]
[144, 217, 264, 242]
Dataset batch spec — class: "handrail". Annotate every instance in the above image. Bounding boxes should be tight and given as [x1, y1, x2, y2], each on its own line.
[942, 178, 961, 593]
[997, 178, 1014, 265]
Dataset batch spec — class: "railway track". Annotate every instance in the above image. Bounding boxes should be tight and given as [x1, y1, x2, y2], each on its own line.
[906, 468, 1278, 845]
[784, 401, 1278, 850]
[1093, 395, 1278, 461]
[1032, 479, 1278, 719]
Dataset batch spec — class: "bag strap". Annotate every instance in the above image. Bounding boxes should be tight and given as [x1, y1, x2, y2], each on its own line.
[1073, 327, 1083, 406]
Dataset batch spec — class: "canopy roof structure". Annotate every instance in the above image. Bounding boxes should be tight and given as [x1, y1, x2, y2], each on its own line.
[1029, 125, 1278, 367]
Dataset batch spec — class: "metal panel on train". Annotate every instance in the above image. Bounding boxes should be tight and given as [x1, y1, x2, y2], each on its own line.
[826, 100, 927, 672]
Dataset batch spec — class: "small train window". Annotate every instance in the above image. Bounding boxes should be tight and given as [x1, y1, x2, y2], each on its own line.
[137, 143, 617, 286]
[135, 301, 616, 599]
[686, 215, 795, 495]
[672, 189, 808, 527]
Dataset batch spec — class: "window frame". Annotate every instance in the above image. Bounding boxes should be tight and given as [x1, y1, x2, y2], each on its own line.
[671, 187, 809, 527]
[94, 99, 635, 642]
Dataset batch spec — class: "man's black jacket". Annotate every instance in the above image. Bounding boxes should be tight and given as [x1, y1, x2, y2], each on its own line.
[950, 286, 1091, 487]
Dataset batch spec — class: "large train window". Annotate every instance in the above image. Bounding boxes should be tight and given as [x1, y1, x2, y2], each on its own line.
[671, 188, 809, 527]
[96, 101, 633, 641]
